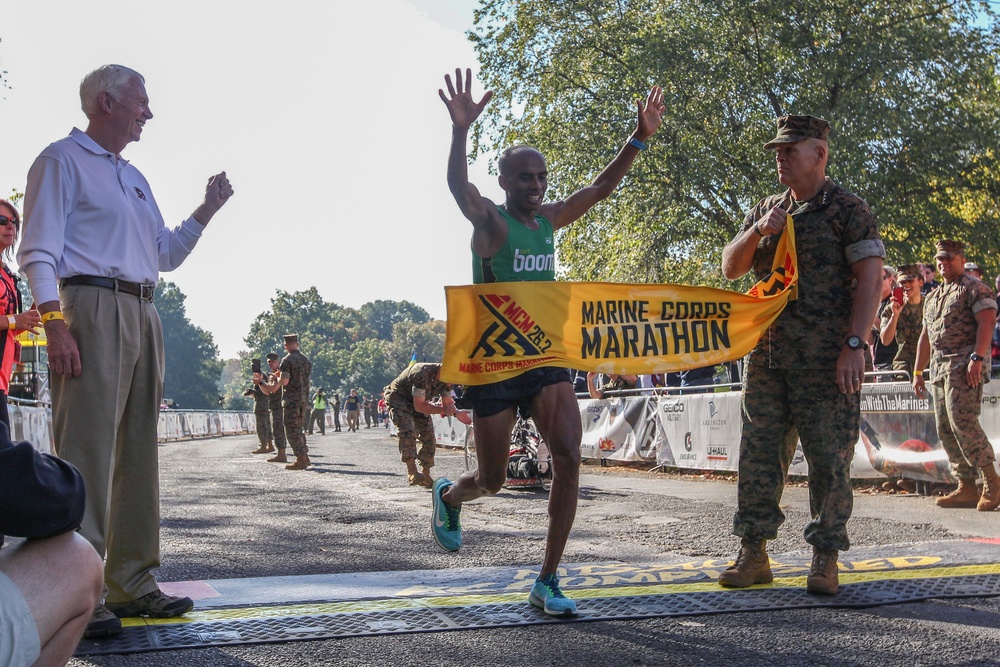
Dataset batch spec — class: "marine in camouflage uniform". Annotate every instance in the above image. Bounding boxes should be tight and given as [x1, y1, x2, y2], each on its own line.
[384, 363, 455, 487]
[719, 115, 885, 595]
[264, 354, 286, 458]
[914, 240, 1000, 511]
[879, 264, 924, 375]
[278, 334, 312, 470]
[249, 368, 272, 454]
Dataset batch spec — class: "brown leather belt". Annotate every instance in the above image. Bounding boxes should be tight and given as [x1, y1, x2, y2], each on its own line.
[61, 275, 156, 301]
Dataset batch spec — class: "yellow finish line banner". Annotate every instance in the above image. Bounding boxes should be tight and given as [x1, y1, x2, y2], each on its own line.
[443, 217, 797, 386]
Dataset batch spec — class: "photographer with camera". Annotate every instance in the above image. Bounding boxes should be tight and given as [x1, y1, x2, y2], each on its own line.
[253, 353, 287, 462]
[246, 358, 274, 454]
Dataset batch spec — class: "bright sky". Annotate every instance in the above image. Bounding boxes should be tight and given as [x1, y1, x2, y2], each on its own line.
[0, 0, 500, 359]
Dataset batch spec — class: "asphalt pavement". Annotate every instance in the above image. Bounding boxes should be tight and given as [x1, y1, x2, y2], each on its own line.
[67, 424, 1000, 667]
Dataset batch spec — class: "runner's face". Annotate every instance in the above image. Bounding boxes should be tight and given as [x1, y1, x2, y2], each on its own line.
[500, 152, 547, 214]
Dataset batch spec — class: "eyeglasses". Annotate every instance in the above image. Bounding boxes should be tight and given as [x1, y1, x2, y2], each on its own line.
[900, 278, 915, 283]
[0, 216, 18, 227]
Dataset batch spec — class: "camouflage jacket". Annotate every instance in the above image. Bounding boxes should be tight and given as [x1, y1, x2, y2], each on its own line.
[741, 178, 884, 369]
[280, 350, 312, 406]
[384, 363, 450, 410]
[880, 298, 923, 372]
[923, 274, 996, 384]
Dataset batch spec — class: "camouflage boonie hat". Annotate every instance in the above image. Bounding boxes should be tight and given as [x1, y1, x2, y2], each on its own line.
[896, 264, 921, 281]
[934, 239, 964, 259]
[763, 115, 831, 150]
[283, 333, 299, 344]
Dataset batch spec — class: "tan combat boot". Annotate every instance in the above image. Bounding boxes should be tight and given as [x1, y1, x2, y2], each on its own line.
[420, 465, 435, 488]
[978, 465, 1000, 512]
[936, 478, 980, 508]
[718, 540, 772, 588]
[267, 451, 288, 463]
[285, 455, 311, 471]
[806, 549, 839, 595]
[406, 461, 427, 487]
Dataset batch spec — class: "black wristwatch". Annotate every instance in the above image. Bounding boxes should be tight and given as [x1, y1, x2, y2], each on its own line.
[845, 335, 864, 350]
[970, 353, 986, 362]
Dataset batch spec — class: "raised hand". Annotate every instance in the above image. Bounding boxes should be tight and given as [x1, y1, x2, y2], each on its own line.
[205, 171, 234, 211]
[439, 68, 493, 131]
[635, 86, 665, 141]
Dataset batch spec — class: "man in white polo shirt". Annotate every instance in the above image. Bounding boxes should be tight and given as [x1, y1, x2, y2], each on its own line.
[18, 64, 234, 638]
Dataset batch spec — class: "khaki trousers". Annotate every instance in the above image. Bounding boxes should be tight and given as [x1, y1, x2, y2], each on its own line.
[52, 284, 164, 603]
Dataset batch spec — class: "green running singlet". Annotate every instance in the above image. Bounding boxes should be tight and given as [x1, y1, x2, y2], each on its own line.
[473, 207, 556, 284]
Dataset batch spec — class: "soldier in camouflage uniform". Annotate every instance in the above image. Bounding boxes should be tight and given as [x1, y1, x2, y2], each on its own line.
[259, 353, 286, 462]
[247, 359, 273, 455]
[913, 240, 1000, 511]
[719, 115, 885, 595]
[279, 334, 312, 470]
[384, 363, 471, 487]
[879, 264, 925, 375]
[259, 335, 312, 470]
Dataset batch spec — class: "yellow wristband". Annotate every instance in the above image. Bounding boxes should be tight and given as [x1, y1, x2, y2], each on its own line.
[6, 315, 14, 330]
[41, 311, 65, 324]
[914, 370, 923, 377]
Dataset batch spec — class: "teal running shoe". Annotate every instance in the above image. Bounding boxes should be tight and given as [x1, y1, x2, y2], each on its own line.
[529, 575, 578, 616]
[432, 477, 461, 551]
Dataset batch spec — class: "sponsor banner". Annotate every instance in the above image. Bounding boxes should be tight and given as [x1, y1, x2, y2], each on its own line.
[651, 381, 1000, 480]
[442, 218, 798, 386]
[433, 414, 470, 449]
[578, 397, 659, 462]
[657, 393, 741, 471]
[856, 381, 950, 482]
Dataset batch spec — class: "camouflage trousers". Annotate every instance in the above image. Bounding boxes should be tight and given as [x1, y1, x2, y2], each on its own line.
[388, 403, 436, 467]
[929, 379, 995, 479]
[735, 364, 859, 552]
[283, 402, 309, 458]
[270, 405, 286, 450]
[254, 404, 272, 446]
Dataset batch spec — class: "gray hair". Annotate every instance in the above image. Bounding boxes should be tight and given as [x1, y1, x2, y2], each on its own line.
[80, 64, 144, 116]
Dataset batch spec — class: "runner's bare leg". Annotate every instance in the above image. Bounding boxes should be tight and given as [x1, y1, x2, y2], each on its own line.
[529, 381, 582, 577]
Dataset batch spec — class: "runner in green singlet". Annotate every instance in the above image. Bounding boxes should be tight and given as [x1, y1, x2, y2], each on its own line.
[432, 67, 665, 617]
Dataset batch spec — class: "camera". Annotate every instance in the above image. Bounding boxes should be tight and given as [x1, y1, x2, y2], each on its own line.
[251, 358, 261, 374]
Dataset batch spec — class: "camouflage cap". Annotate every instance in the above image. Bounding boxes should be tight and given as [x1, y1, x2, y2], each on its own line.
[934, 239, 965, 259]
[896, 264, 922, 281]
[265, 352, 279, 361]
[283, 333, 299, 344]
[763, 115, 831, 150]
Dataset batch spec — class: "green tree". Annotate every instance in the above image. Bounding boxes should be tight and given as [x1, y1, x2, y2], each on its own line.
[158, 280, 223, 409]
[244, 287, 374, 400]
[471, 0, 1000, 287]
[359, 300, 430, 340]
[389, 320, 447, 369]
[343, 338, 398, 396]
[219, 354, 253, 412]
